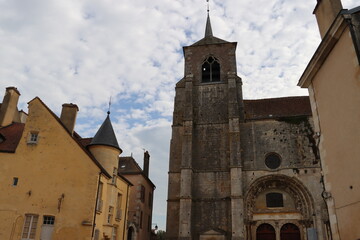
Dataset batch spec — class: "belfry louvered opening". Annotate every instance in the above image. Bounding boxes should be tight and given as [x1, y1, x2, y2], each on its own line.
[202, 56, 220, 82]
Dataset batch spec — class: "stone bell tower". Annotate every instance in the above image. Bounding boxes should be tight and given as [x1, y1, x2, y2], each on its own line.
[166, 11, 245, 240]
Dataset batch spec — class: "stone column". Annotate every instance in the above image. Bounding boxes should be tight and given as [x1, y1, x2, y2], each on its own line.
[228, 75, 244, 240]
[178, 77, 194, 240]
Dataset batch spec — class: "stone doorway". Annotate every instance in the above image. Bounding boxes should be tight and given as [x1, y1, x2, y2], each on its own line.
[280, 223, 300, 240]
[256, 223, 276, 240]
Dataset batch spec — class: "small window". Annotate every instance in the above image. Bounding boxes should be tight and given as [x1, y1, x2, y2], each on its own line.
[266, 192, 284, 208]
[43, 216, 55, 225]
[94, 229, 100, 240]
[27, 132, 39, 144]
[112, 168, 117, 185]
[112, 226, 117, 240]
[148, 192, 153, 208]
[107, 206, 114, 224]
[140, 211, 143, 229]
[0, 134, 5, 143]
[13, 177, 19, 186]
[265, 153, 281, 169]
[140, 185, 145, 202]
[202, 56, 220, 82]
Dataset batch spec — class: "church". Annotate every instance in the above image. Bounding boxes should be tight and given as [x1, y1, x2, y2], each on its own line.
[166, 10, 329, 240]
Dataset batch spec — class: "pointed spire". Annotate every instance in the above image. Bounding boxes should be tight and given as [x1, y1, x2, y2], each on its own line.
[205, 0, 213, 38]
[89, 113, 121, 151]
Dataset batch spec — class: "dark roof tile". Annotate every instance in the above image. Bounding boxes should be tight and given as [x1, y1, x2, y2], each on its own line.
[244, 96, 312, 120]
[0, 123, 25, 153]
[89, 114, 121, 152]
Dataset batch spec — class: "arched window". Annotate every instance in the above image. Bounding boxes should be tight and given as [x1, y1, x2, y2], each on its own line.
[256, 223, 276, 240]
[280, 223, 300, 240]
[202, 56, 220, 82]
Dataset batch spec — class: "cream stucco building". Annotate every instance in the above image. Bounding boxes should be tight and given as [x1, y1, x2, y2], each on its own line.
[0, 87, 132, 240]
[298, 0, 360, 239]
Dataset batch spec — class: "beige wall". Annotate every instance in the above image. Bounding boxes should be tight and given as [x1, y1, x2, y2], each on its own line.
[95, 173, 130, 240]
[0, 98, 100, 240]
[308, 27, 360, 239]
[0, 97, 131, 240]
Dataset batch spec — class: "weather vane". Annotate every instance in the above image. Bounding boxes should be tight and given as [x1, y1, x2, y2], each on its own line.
[107, 96, 112, 115]
[207, 0, 209, 13]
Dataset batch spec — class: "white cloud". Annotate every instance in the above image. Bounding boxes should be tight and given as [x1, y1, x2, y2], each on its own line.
[0, 0, 358, 230]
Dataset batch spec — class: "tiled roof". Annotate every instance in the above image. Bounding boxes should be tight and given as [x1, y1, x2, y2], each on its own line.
[0, 123, 25, 153]
[78, 137, 92, 148]
[118, 156, 156, 189]
[118, 156, 142, 173]
[89, 114, 121, 152]
[244, 96, 312, 120]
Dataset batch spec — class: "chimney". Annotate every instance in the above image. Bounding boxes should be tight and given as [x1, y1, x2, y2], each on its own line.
[143, 151, 150, 177]
[313, 0, 343, 39]
[0, 87, 21, 127]
[60, 103, 79, 135]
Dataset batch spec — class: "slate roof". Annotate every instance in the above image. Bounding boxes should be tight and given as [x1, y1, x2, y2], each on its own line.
[244, 96, 312, 120]
[78, 137, 92, 148]
[0, 123, 25, 153]
[191, 13, 229, 46]
[119, 156, 143, 173]
[118, 156, 156, 189]
[89, 114, 122, 152]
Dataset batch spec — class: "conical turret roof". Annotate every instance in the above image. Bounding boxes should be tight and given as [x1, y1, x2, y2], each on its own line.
[205, 13, 213, 37]
[89, 113, 121, 151]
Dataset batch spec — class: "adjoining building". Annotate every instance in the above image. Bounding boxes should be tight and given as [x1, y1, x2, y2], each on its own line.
[118, 151, 156, 240]
[298, 0, 360, 239]
[166, 12, 330, 240]
[0, 87, 132, 240]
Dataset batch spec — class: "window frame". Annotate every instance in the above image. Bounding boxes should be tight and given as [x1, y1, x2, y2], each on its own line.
[43, 215, 55, 225]
[27, 132, 39, 144]
[201, 56, 221, 83]
[21, 214, 39, 240]
[266, 192, 284, 208]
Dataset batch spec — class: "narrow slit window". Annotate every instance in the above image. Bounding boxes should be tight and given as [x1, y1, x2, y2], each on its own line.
[202, 56, 220, 82]
[13, 177, 19, 186]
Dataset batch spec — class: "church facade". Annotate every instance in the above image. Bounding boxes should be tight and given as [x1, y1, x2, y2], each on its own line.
[166, 14, 329, 240]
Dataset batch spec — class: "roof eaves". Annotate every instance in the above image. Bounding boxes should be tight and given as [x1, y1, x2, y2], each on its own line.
[27, 97, 111, 178]
[298, 12, 348, 87]
[121, 172, 156, 189]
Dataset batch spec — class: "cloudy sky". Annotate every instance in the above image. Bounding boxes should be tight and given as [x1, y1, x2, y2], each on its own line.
[1, 0, 357, 230]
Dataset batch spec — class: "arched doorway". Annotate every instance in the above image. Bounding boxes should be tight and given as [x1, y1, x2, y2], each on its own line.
[256, 223, 276, 240]
[127, 226, 134, 240]
[280, 223, 300, 240]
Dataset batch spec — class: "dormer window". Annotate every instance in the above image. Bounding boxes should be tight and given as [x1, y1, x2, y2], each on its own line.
[202, 56, 220, 82]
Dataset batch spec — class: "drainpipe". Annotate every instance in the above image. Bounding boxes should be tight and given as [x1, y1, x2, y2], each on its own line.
[92, 172, 102, 238]
[123, 183, 130, 240]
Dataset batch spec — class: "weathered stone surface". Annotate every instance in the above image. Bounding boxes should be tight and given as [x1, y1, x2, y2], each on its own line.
[166, 23, 328, 240]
